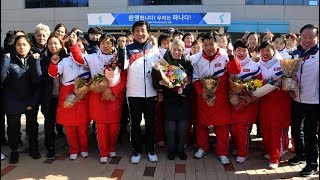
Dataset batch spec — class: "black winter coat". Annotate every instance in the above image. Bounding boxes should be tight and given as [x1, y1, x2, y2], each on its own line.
[152, 51, 193, 121]
[38, 50, 68, 115]
[1, 52, 42, 114]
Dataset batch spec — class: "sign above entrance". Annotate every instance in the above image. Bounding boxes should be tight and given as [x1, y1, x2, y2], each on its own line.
[87, 12, 231, 27]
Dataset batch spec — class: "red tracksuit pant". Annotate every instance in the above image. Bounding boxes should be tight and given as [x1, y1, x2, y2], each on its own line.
[230, 124, 251, 158]
[261, 127, 289, 164]
[96, 122, 119, 157]
[196, 123, 229, 156]
[64, 125, 88, 154]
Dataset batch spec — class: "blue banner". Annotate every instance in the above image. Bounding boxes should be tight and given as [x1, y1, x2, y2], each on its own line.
[87, 12, 231, 27]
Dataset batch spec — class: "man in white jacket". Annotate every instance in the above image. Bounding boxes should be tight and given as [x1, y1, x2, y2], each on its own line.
[288, 24, 319, 177]
[118, 20, 160, 164]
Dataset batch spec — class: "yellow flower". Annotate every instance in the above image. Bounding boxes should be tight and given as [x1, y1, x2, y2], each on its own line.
[253, 79, 263, 88]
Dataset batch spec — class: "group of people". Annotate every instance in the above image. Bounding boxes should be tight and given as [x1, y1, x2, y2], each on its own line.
[1, 20, 318, 177]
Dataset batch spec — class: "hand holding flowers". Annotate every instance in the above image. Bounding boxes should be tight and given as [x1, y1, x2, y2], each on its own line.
[63, 77, 90, 108]
[229, 77, 262, 109]
[280, 57, 302, 91]
[104, 53, 121, 87]
[89, 74, 116, 101]
[201, 76, 220, 106]
[156, 59, 189, 94]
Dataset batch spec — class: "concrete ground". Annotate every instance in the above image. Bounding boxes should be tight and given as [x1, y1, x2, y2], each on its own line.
[1, 112, 319, 180]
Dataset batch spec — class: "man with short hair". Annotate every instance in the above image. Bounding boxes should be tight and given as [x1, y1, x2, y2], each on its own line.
[289, 24, 319, 177]
[118, 20, 160, 164]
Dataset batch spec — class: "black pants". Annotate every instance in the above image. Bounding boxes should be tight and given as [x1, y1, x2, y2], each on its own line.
[291, 101, 319, 168]
[7, 108, 39, 152]
[0, 111, 5, 140]
[119, 97, 129, 136]
[166, 120, 188, 154]
[44, 97, 58, 150]
[128, 97, 156, 154]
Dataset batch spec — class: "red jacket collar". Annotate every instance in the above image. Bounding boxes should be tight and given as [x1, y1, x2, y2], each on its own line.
[202, 48, 220, 61]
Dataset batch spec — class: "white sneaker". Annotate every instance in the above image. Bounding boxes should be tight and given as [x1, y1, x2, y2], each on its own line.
[236, 156, 246, 163]
[147, 152, 158, 162]
[1, 153, 5, 160]
[69, 154, 78, 160]
[268, 163, 279, 169]
[218, 156, 230, 165]
[131, 153, 141, 164]
[264, 154, 270, 160]
[194, 149, 206, 159]
[100, 157, 108, 164]
[80, 151, 88, 158]
[109, 152, 116, 157]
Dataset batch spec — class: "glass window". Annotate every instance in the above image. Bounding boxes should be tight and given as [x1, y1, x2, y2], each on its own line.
[284, 0, 303, 5]
[25, 0, 88, 8]
[128, 0, 202, 6]
[304, 0, 319, 5]
[245, 0, 265, 5]
[246, 0, 318, 5]
[265, 0, 284, 5]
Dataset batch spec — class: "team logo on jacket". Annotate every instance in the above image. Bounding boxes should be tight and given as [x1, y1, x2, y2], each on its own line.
[243, 69, 250, 72]
[215, 63, 222, 67]
[274, 67, 281, 71]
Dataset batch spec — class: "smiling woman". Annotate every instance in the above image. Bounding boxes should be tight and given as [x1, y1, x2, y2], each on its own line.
[25, 0, 88, 8]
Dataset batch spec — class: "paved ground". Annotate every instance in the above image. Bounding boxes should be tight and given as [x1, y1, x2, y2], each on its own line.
[1, 113, 319, 180]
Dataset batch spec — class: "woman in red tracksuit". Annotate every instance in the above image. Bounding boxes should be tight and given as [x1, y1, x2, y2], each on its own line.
[258, 41, 291, 169]
[48, 35, 90, 160]
[69, 33, 127, 164]
[191, 32, 241, 165]
[229, 40, 262, 163]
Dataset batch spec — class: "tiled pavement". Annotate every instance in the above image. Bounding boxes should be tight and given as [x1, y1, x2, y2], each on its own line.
[1, 114, 319, 180]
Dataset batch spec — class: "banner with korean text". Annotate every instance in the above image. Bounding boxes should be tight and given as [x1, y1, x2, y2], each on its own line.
[87, 12, 231, 27]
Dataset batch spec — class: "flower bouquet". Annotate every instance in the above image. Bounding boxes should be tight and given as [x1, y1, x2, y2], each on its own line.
[63, 94, 78, 108]
[229, 77, 263, 109]
[280, 57, 302, 91]
[251, 78, 280, 98]
[63, 77, 90, 108]
[104, 53, 121, 87]
[229, 77, 246, 93]
[158, 61, 189, 94]
[74, 77, 90, 99]
[89, 74, 115, 101]
[90, 74, 108, 93]
[201, 75, 220, 106]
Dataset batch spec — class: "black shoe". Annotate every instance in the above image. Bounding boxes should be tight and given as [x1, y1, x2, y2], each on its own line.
[167, 153, 175, 160]
[288, 155, 306, 165]
[178, 152, 187, 160]
[29, 151, 41, 159]
[300, 165, 318, 177]
[47, 148, 56, 160]
[9, 151, 19, 164]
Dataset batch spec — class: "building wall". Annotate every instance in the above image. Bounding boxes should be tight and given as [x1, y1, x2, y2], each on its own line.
[1, 0, 318, 44]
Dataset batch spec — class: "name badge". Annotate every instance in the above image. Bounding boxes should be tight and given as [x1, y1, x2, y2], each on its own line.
[215, 63, 221, 67]
[274, 67, 281, 71]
